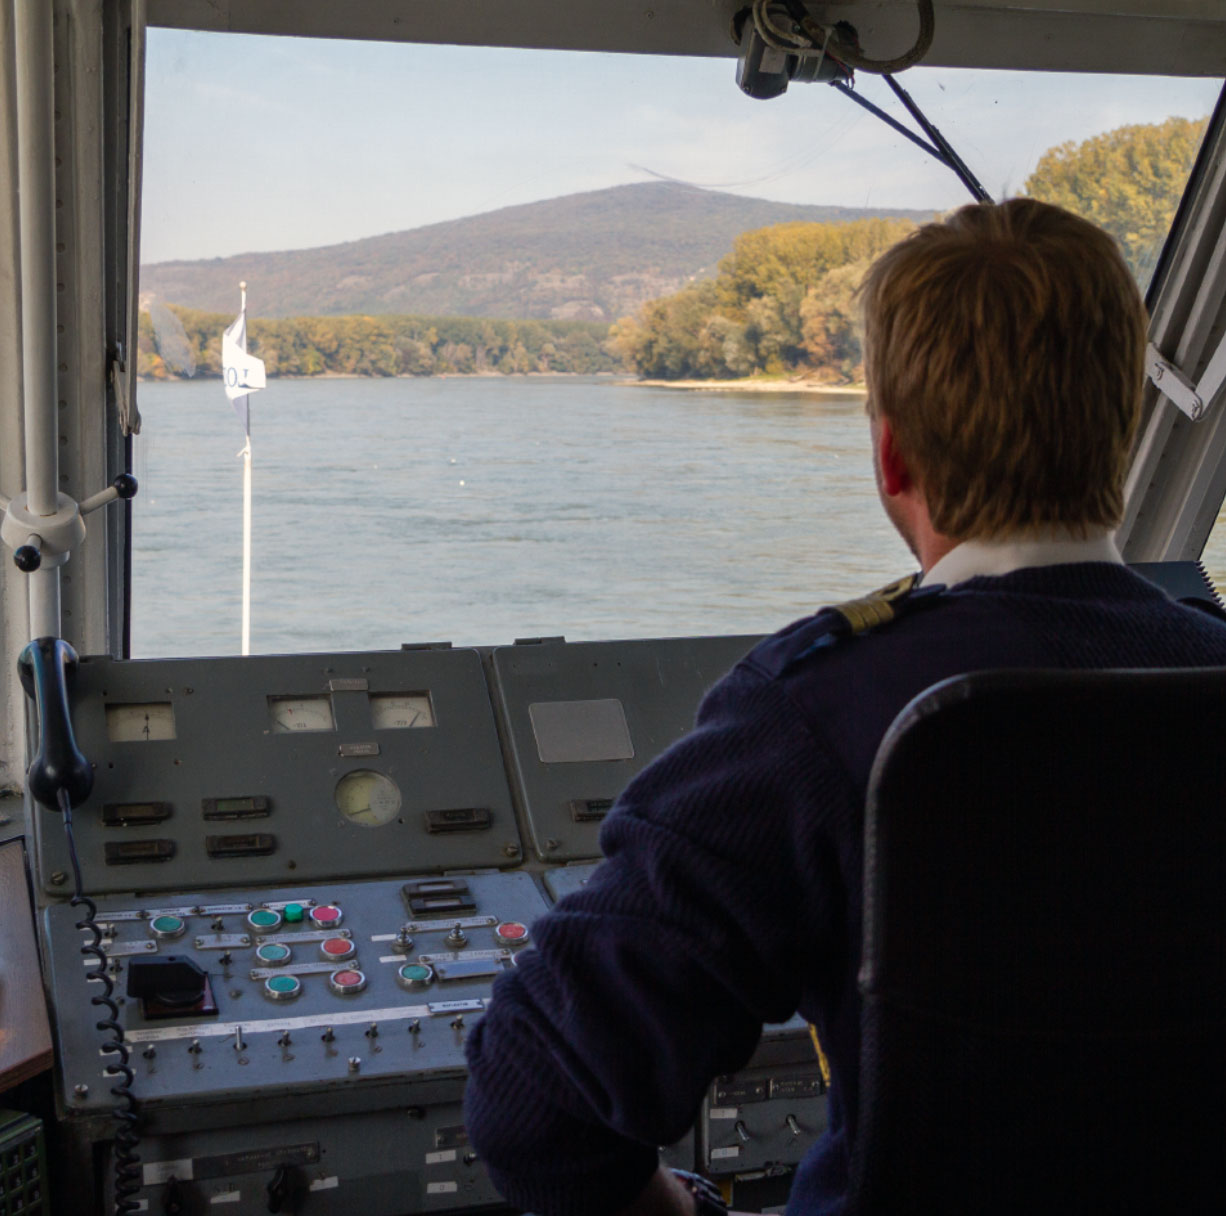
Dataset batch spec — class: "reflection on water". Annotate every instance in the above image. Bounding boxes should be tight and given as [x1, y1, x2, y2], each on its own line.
[131, 376, 913, 657]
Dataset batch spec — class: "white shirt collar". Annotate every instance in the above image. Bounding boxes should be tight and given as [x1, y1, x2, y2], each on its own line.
[923, 529, 1123, 588]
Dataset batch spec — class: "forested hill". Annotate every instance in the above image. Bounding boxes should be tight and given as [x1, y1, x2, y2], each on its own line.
[139, 182, 933, 323]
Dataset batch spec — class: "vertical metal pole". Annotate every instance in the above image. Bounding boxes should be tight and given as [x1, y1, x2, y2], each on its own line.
[14, 0, 62, 639]
[239, 282, 252, 656]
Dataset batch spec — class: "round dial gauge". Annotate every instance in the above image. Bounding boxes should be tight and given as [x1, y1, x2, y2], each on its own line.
[334, 770, 401, 827]
[370, 693, 435, 730]
[269, 696, 334, 733]
[106, 702, 176, 742]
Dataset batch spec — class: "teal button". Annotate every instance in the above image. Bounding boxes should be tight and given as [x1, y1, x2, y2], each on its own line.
[265, 975, 301, 1000]
[256, 943, 291, 964]
[149, 915, 186, 939]
[283, 903, 305, 923]
[248, 908, 282, 931]
[397, 963, 433, 991]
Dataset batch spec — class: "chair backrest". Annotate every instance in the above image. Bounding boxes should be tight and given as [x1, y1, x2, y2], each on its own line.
[850, 668, 1226, 1216]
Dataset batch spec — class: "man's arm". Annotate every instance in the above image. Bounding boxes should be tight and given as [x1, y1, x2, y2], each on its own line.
[465, 662, 852, 1216]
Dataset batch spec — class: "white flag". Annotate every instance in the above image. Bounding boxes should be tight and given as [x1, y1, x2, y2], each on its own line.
[222, 314, 266, 401]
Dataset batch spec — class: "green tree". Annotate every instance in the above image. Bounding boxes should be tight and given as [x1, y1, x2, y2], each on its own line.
[615, 217, 914, 381]
[1024, 115, 1208, 283]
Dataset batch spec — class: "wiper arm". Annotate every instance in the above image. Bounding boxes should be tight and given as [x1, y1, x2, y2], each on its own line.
[830, 75, 992, 205]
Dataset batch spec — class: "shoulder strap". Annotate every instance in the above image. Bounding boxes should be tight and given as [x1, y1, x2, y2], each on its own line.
[828, 572, 922, 636]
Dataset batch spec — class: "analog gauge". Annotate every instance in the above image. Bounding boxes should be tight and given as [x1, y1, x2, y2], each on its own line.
[106, 702, 176, 742]
[370, 692, 435, 730]
[268, 695, 335, 734]
[334, 770, 401, 827]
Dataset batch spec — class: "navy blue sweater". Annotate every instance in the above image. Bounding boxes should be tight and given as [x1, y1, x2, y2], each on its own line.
[464, 565, 1226, 1215]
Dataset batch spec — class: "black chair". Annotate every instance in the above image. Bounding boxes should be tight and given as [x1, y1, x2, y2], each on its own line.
[850, 669, 1226, 1215]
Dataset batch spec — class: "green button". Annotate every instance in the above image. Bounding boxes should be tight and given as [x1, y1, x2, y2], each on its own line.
[283, 903, 305, 923]
[267, 976, 299, 994]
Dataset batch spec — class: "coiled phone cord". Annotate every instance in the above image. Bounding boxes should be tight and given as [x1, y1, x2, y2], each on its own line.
[61, 786, 143, 1212]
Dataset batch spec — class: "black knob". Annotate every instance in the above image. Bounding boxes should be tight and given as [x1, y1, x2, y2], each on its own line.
[266, 1166, 291, 1214]
[163, 1178, 185, 1216]
[113, 472, 138, 500]
[14, 544, 41, 572]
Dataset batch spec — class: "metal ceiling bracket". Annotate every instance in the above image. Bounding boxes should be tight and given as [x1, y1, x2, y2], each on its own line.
[1145, 329, 1226, 423]
[1147, 342, 1205, 420]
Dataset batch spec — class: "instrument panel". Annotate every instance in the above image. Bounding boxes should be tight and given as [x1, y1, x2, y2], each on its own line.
[30, 636, 833, 1214]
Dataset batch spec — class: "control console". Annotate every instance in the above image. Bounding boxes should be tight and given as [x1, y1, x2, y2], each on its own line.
[29, 637, 829, 1214]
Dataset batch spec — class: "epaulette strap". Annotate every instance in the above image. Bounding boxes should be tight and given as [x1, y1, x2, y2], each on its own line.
[829, 572, 921, 635]
[775, 571, 933, 673]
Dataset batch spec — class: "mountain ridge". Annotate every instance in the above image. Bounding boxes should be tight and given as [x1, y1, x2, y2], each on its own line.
[140, 182, 934, 322]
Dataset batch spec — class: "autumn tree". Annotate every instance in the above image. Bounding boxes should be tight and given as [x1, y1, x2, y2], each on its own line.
[612, 217, 915, 381]
[1024, 115, 1208, 283]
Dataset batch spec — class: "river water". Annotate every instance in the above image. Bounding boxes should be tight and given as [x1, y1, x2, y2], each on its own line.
[131, 375, 1226, 658]
[130, 376, 912, 657]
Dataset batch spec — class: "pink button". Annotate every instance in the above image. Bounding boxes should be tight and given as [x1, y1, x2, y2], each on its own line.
[310, 904, 343, 928]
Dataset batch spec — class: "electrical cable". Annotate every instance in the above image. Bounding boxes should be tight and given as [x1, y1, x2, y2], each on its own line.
[749, 0, 933, 75]
[62, 785, 142, 1213]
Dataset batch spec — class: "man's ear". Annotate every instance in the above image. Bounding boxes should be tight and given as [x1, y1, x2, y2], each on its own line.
[877, 418, 912, 497]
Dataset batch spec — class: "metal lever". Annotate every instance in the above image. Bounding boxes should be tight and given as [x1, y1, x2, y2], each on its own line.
[0, 472, 137, 573]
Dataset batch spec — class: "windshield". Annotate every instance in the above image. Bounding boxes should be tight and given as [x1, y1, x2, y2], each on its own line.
[133, 32, 1221, 656]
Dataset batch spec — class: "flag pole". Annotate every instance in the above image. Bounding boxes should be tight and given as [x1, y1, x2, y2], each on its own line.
[222, 279, 265, 657]
[239, 281, 252, 656]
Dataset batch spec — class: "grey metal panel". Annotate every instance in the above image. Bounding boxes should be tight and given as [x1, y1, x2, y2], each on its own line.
[1119, 96, 1226, 561]
[144, 0, 1226, 76]
[118, 1107, 503, 1215]
[32, 647, 524, 896]
[542, 860, 602, 904]
[701, 1024, 828, 1177]
[44, 871, 548, 1117]
[491, 635, 758, 862]
[44, 861, 696, 1211]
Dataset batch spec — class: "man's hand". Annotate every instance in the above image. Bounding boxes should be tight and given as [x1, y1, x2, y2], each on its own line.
[612, 1166, 751, 1216]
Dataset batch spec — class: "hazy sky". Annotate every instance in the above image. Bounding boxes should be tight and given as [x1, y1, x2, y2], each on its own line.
[140, 29, 1222, 265]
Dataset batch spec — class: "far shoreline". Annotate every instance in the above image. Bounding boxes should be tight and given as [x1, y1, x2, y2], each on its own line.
[628, 377, 867, 395]
[136, 370, 868, 395]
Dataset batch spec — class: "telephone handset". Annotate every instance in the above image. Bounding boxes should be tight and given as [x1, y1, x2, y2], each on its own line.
[17, 636, 93, 812]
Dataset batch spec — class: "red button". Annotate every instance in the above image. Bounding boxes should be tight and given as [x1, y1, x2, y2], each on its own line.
[310, 904, 343, 928]
[328, 968, 367, 996]
[495, 921, 530, 946]
[321, 937, 355, 960]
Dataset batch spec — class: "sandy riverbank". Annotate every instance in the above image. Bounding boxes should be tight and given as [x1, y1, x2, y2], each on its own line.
[628, 377, 867, 395]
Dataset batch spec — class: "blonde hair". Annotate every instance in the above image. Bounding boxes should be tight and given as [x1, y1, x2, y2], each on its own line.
[860, 198, 1146, 538]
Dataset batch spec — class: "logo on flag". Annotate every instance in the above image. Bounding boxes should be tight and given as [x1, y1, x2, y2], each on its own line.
[222, 308, 266, 432]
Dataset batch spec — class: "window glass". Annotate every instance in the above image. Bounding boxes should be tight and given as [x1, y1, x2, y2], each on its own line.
[134, 31, 1220, 655]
